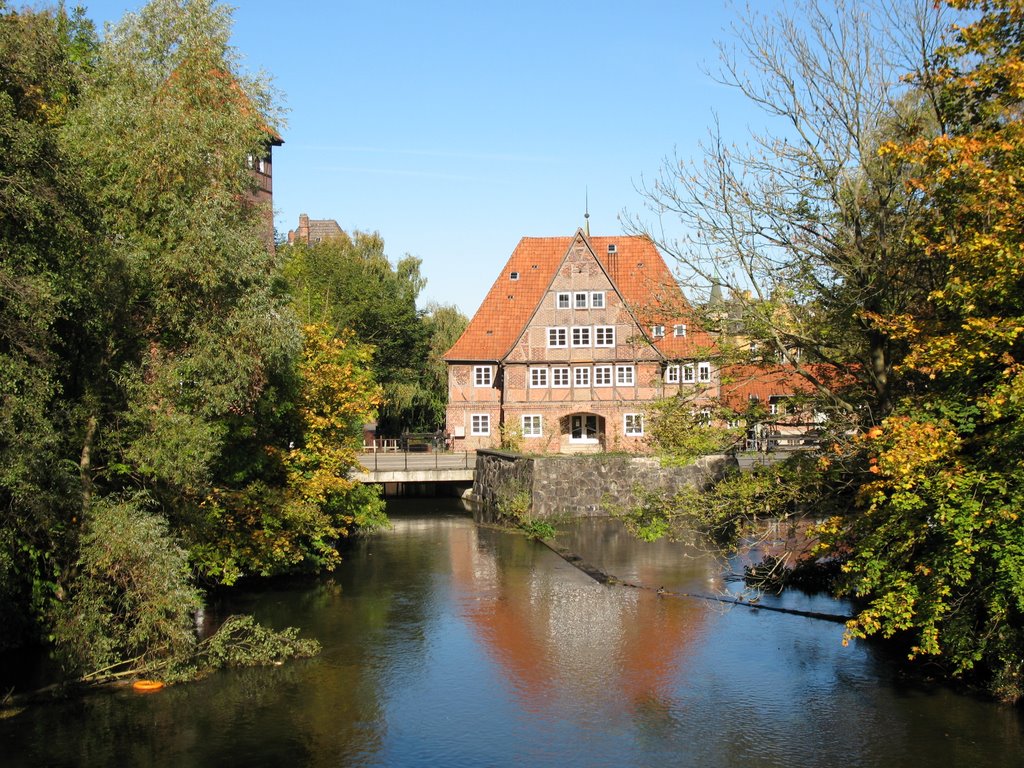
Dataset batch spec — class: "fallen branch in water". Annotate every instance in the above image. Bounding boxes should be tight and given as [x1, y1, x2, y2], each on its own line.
[539, 539, 852, 624]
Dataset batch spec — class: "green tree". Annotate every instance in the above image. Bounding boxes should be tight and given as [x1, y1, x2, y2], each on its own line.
[0, 3, 98, 648]
[421, 302, 468, 429]
[281, 233, 441, 433]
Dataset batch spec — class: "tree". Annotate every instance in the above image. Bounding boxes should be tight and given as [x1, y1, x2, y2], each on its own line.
[188, 325, 386, 584]
[0, 3, 98, 648]
[628, 0, 948, 420]
[421, 302, 468, 429]
[281, 233, 445, 433]
[819, 0, 1024, 702]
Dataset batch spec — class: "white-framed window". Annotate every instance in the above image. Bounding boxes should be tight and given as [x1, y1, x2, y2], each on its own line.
[591, 291, 605, 308]
[624, 413, 644, 436]
[556, 292, 570, 309]
[683, 364, 695, 383]
[552, 367, 570, 388]
[530, 367, 548, 388]
[698, 362, 711, 382]
[522, 414, 542, 437]
[594, 365, 613, 386]
[616, 365, 635, 386]
[547, 327, 567, 348]
[769, 403, 779, 415]
[574, 367, 591, 387]
[665, 365, 681, 384]
[574, 291, 588, 309]
[595, 326, 615, 347]
[471, 414, 490, 435]
[473, 365, 492, 387]
[651, 325, 665, 338]
[674, 324, 687, 337]
[510, 271, 520, 281]
[572, 326, 591, 347]
[698, 408, 712, 425]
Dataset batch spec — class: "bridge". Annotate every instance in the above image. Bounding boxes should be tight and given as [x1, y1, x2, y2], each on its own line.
[354, 450, 476, 485]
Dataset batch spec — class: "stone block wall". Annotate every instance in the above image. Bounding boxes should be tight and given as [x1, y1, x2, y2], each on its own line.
[473, 449, 735, 521]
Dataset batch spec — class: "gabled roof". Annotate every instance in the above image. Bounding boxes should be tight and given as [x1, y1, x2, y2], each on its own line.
[444, 232, 714, 361]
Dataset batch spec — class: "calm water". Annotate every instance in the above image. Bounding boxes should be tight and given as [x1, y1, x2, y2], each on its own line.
[2, 497, 1022, 767]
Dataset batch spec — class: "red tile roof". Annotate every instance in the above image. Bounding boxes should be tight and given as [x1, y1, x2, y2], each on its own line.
[444, 232, 714, 361]
[719, 363, 852, 410]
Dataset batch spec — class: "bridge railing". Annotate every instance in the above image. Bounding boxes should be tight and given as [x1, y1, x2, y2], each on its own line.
[360, 449, 476, 473]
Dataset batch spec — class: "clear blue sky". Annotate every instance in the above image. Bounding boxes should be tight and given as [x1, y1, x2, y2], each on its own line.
[79, 0, 760, 315]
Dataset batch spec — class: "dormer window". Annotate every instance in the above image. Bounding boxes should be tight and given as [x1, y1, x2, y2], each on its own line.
[674, 324, 687, 337]
[607, 244, 617, 254]
[510, 271, 520, 281]
[651, 325, 665, 339]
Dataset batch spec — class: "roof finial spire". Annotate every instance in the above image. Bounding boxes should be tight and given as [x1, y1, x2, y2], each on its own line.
[584, 189, 591, 237]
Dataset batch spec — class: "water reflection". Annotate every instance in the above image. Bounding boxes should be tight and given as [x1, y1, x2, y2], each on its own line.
[449, 520, 711, 718]
[1, 499, 1022, 768]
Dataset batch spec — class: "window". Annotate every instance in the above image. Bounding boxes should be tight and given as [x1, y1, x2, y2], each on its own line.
[510, 271, 520, 281]
[651, 325, 665, 338]
[522, 415, 542, 437]
[473, 366, 492, 387]
[683, 364, 695, 383]
[595, 326, 615, 347]
[591, 291, 605, 308]
[552, 367, 570, 387]
[571, 326, 591, 347]
[698, 362, 711, 382]
[616, 365, 635, 386]
[471, 414, 490, 435]
[769, 403, 779, 415]
[574, 292, 589, 309]
[556, 292, 570, 309]
[674, 324, 687, 337]
[594, 365, 613, 386]
[665, 365, 680, 384]
[624, 413, 644, 436]
[574, 367, 590, 387]
[530, 367, 548, 388]
[547, 327, 567, 348]
[698, 408, 712, 425]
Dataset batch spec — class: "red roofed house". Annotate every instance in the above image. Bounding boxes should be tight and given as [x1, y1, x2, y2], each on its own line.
[443, 230, 719, 453]
[719, 363, 847, 450]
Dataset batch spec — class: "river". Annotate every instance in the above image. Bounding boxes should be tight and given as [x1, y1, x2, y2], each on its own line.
[1, 496, 1022, 767]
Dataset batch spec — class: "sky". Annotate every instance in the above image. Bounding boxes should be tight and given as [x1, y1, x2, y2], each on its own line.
[76, 0, 763, 315]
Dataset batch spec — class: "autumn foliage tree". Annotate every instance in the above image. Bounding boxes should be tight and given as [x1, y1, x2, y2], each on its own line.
[818, 0, 1024, 702]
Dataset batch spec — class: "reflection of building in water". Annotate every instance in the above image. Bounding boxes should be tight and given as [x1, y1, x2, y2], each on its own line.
[446, 522, 713, 714]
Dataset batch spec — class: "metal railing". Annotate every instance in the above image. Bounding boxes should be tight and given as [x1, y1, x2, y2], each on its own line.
[360, 449, 476, 473]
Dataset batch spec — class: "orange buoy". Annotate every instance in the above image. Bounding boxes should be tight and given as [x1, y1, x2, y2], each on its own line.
[132, 679, 165, 693]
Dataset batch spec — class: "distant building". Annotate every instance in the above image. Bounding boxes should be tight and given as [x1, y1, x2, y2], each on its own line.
[287, 214, 345, 245]
[443, 229, 719, 453]
[248, 128, 282, 248]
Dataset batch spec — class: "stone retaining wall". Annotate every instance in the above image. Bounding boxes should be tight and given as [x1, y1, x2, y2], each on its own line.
[473, 450, 735, 521]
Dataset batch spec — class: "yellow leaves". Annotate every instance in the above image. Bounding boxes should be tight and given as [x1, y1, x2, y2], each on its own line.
[861, 416, 959, 495]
